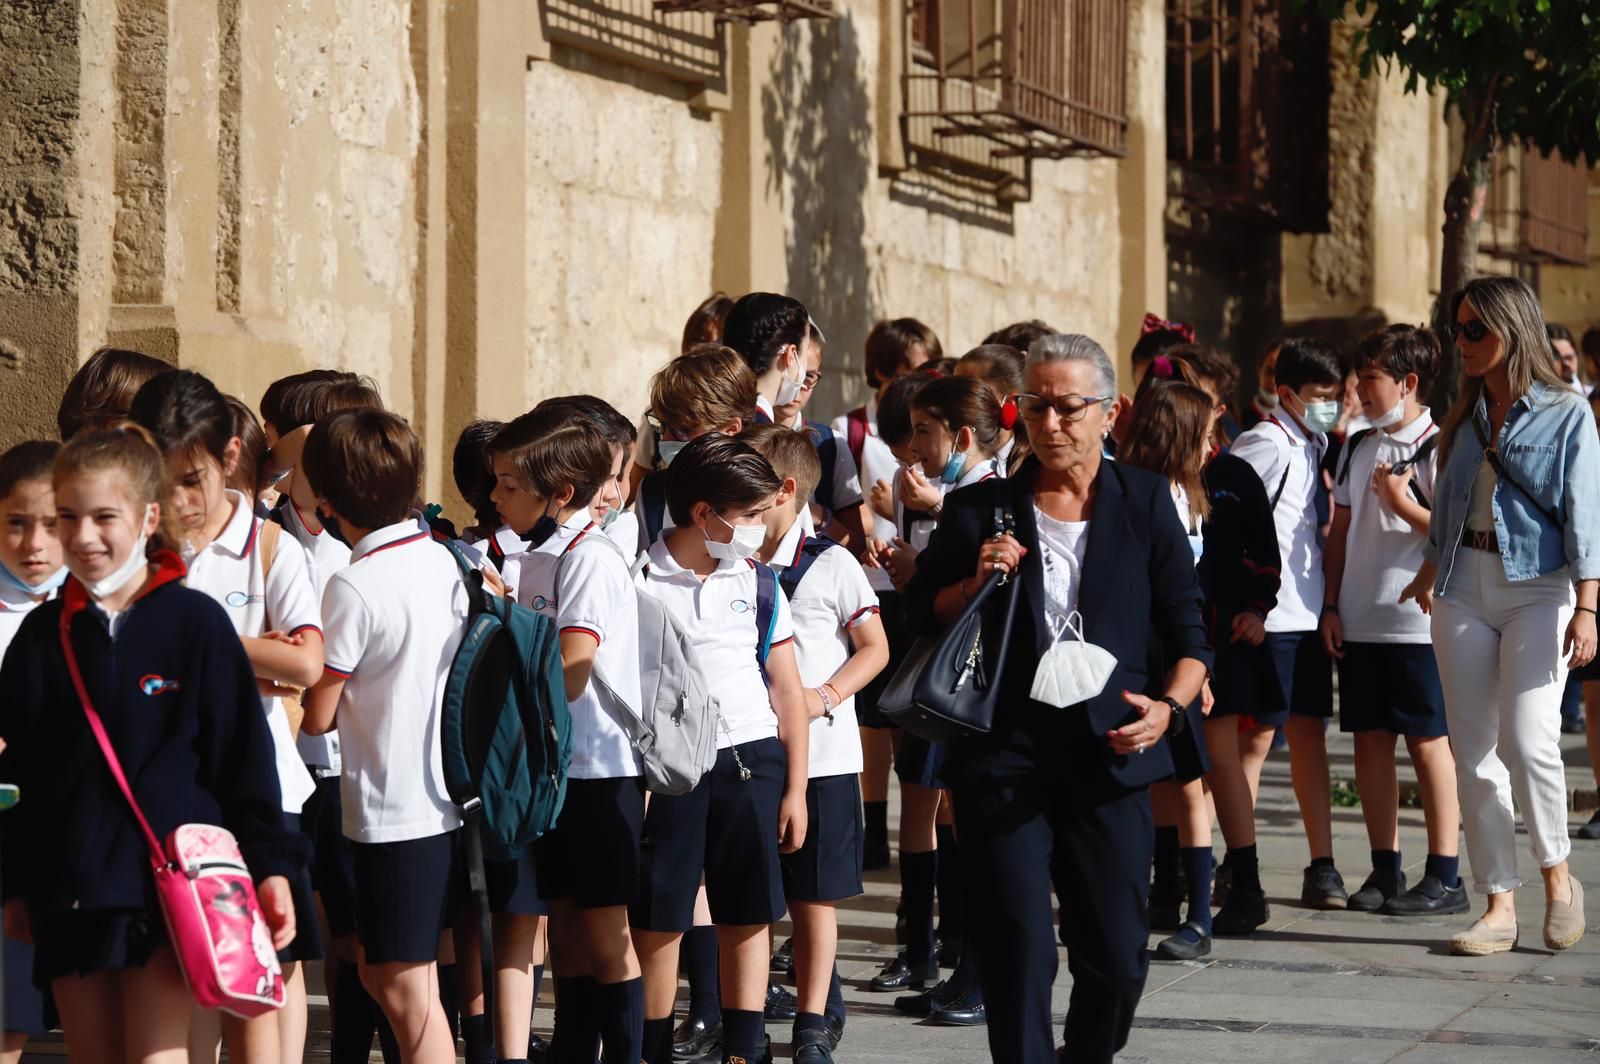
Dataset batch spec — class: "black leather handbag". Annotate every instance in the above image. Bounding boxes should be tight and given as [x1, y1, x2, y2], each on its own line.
[880, 506, 1020, 742]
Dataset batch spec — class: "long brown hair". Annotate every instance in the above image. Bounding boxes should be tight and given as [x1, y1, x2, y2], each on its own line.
[53, 422, 182, 557]
[1118, 381, 1212, 522]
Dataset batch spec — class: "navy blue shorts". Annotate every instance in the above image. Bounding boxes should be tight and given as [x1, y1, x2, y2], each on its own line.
[631, 737, 788, 932]
[351, 830, 461, 964]
[857, 591, 911, 729]
[1337, 642, 1447, 738]
[781, 773, 864, 903]
[538, 776, 646, 909]
[4, 937, 51, 1033]
[1243, 630, 1332, 727]
[278, 812, 325, 964]
[485, 844, 547, 917]
[895, 731, 946, 788]
[303, 775, 359, 939]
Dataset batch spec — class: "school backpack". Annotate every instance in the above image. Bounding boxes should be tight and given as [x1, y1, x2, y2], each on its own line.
[844, 406, 869, 474]
[1335, 427, 1439, 509]
[778, 532, 841, 601]
[804, 420, 840, 513]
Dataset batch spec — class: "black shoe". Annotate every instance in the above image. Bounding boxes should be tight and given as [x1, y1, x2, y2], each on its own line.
[1578, 809, 1600, 841]
[824, 1014, 843, 1050]
[870, 952, 938, 992]
[928, 982, 986, 1026]
[1380, 874, 1470, 916]
[936, 934, 963, 967]
[792, 1026, 836, 1064]
[1212, 859, 1233, 909]
[528, 1030, 550, 1063]
[1154, 921, 1213, 961]
[672, 1017, 723, 1061]
[1301, 863, 1349, 910]
[771, 938, 794, 975]
[764, 983, 797, 1021]
[1561, 716, 1586, 735]
[1212, 888, 1270, 936]
[1347, 870, 1405, 913]
[894, 977, 950, 1017]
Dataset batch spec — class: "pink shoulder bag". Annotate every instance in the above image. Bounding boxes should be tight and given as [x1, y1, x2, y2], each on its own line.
[59, 626, 286, 1018]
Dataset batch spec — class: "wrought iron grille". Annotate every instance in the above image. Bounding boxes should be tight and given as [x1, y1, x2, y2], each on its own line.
[1485, 146, 1589, 267]
[653, 0, 834, 24]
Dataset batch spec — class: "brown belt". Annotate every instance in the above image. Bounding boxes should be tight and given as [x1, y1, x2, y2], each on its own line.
[1463, 528, 1498, 552]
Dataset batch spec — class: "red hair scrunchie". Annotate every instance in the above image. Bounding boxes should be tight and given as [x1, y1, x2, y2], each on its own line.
[1141, 312, 1197, 344]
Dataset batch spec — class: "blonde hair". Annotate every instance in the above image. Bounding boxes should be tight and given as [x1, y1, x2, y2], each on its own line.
[53, 422, 180, 557]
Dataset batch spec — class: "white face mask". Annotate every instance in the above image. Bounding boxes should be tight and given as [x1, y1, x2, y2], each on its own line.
[86, 532, 152, 600]
[774, 349, 805, 408]
[657, 440, 687, 468]
[1300, 399, 1341, 435]
[705, 512, 765, 561]
[1368, 392, 1407, 430]
[1030, 612, 1118, 709]
[1256, 388, 1279, 410]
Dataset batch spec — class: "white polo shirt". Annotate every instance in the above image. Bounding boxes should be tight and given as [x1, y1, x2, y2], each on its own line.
[637, 537, 795, 749]
[1332, 409, 1438, 643]
[1231, 414, 1327, 633]
[278, 497, 350, 774]
[184, 491, 318, 813]
[0, 580, 54, 657]
[832, 399, 902, 593]
[512, 511, 642, 779]
[767, 519, 877, 778]
[322, 521, 468, 843]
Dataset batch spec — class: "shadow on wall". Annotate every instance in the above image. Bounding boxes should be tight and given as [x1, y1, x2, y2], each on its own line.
[761, 13, 873, 418]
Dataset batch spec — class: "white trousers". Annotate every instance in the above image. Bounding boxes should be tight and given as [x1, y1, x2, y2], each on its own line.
[1431, 548, 1573, 894]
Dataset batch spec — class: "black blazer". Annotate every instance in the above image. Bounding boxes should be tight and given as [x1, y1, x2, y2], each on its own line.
[903, 457, 1213, 792]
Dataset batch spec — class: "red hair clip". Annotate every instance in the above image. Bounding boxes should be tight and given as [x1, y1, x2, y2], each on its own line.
[1141, 312, 1196, 344]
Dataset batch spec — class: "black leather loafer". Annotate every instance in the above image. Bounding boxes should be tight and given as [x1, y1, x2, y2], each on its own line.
[1212, 888, 1270, 936]
[869, 953, 939, 992]
[928, 983, 986, 1026]
[1348, 870, 1405, 913]
[764, 983, 797, 1021]
[671, 1017, 722, 1061]
[793, 1026, 836, 1064]
[1154, 922, 1213, 961]
[771, 937, 794, 975]
[1301, 863, 1349, 910]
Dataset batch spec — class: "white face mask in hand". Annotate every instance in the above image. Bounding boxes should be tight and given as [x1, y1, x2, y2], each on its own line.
[1030, 611, 1118, 709]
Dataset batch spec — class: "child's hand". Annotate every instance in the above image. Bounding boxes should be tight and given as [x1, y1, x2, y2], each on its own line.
[1200, 678, 1214, 717]
[260, 629, 306, 647]
[1398, 570, 1434, 615]
[863, 539, 886, 570]
[1229, 611, 1266, 647]
[870, 479, 895, 521]
[1319, 609, 1343, 660]
[778, 788, 809, 854]
[257, 679, 300, 700]
[481, 565, 509, 599]
[900, 466, 943, 513]
[257, 875, 298, 950]
[1371, 462, 1411, 513]
[886, 538, 919, 590]
[3, 899, 30, 944]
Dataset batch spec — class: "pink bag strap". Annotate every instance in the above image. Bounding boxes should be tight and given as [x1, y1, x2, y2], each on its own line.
[58, 619, 168, 869]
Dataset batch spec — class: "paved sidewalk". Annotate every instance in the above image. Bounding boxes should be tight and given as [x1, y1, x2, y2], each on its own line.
[20, 731, 1598, 1062]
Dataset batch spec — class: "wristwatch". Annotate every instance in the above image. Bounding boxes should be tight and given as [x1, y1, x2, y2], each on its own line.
[1159, 695, 1188, 737]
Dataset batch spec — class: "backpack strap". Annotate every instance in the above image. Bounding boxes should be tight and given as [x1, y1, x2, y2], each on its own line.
[1472, 417, 1561, 525]
[845, 406, 868, 473]
[442, 540, 491, 618]
[639, 472, 668, 548]
[806, 420, 839, 510]
[752, 562, 780, 671]
[777, 533, 839, 601]
[1335, 428, 1377, 488]
[1269, 465, 1291, 510]
[1405, 434, 1439, 509]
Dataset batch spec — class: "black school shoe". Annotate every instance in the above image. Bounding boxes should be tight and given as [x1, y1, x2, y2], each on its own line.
[1212, 888, 1270, 936]
[928, 982, 986, 1026]
[869, 952, 939, 992]
[764, 983, 797, 1021]
[1154, 921, 1213, 961]
[792, 1026, 836, 1064]
[673, 1017, 724, 1061]
[771, 938, 794, 975]
[528, 1030, 550, 1063]
[1348, 870, 1406, 913]
[1301, 864, 1350, 909]
[1380, 874, 1470, 916]
[1578, 810, 1600, 841]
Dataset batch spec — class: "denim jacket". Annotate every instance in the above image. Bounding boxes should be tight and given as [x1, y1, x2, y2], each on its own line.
[1427, 382, 1600, 594]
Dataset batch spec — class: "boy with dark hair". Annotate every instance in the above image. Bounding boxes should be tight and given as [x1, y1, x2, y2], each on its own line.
[301, 409, 471, 1064]
[721, 293, 812, 421]
[1229, 337, 1350, 909]
[1320, 325, 1465, 916]
[632, 434, 811, 1064]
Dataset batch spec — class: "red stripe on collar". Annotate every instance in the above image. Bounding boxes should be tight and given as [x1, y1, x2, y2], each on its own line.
[60, 549, 189, 628]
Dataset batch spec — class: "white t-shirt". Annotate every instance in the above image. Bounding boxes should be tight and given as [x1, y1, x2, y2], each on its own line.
[768, 519, 878, 777]
[183, 491, 318, 813]
[899, 455, 1001, 554]
[513, 511, 642, 779]
[1035, 507, 1089, 630]
[279, 497, 350, 774]
[637, 537, 795, 749]
[1231, 414, 1327, 633]
[322, 521, 468, 843]
[830, 400, 901, 593]
[1332, 410, 1439, 643]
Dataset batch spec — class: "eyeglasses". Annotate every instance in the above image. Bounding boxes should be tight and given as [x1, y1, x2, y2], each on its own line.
[1013, 392, 1110, 423]
[1449, 319, 1490, 344]
[802, 369, 823, 390]
[646, 412, 696, 443]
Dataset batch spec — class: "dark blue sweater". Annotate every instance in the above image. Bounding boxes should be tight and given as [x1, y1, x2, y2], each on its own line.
[0, 553, 306, 916]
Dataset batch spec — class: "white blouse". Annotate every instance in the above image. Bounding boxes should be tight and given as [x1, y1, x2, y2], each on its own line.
[1035, 505, 1090, 631]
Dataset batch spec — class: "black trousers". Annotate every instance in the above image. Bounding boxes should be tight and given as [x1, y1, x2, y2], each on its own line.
[953, 772, 1153, 1064]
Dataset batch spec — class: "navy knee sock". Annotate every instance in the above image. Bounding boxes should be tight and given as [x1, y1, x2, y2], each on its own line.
[597, 977, 645, 1064]
[684, 924, 722, 1026]
[1426, 853, 1461, 888]
[901, 850, 938, 965]
[330, 960, 380, 1064]
[1153, 825, 1182, 897]
[1371, 848, 1403, 880]
[1181, 847, 1214, 935]
[934, 824, 964, 943]
[824, 965, 846, 1030]
[461, 1012, 492, 1064]
[552, 975, 600, 1064]
[722, 1008, 765, 1063]
[642, 1016, 675, 1064]
[1228, 844, 1262, 894]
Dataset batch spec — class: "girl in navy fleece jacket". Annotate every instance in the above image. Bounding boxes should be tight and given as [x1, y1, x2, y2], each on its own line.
[0, 425, 303, 1063]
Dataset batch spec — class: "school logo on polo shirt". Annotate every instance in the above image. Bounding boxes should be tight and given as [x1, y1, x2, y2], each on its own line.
[141, 675, 181, 696]
[730, 599, 754, 614]
[225, 590, 266, 608]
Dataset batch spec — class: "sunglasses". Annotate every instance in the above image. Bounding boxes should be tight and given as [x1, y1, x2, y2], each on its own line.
[1449, 319, 1490, 344]
[1013, 393, 1110, 423]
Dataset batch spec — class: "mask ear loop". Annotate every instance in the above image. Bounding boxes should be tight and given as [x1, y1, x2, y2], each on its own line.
[1063, 610, 1086, 645]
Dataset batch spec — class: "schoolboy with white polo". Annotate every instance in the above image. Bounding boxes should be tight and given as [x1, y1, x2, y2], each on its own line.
[630, 435, 811, 1064]
[300, 410, 469, 1064]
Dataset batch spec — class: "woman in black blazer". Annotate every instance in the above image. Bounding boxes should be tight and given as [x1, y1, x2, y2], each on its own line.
[904, 333, 1212, 1064]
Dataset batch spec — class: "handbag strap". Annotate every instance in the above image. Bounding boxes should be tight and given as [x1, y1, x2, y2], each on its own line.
[58, 614, 168, 868]
[1471, 417, 1561, 525]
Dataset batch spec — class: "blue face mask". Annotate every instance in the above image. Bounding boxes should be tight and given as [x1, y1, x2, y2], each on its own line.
[940, 449, 969, 485]
[658, 441, 687, 468]
[0, 559, 67, 597]
[600, 507, 621, 530]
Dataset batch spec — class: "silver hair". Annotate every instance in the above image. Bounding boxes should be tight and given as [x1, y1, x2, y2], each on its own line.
[1026, 333, 1117, 403]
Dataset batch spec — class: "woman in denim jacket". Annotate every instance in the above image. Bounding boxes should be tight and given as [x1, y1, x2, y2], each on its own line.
[1401, 276, 1597, 956]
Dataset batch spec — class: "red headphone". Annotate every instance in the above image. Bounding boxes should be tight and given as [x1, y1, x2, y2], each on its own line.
[1000, 396, 1019, 430]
